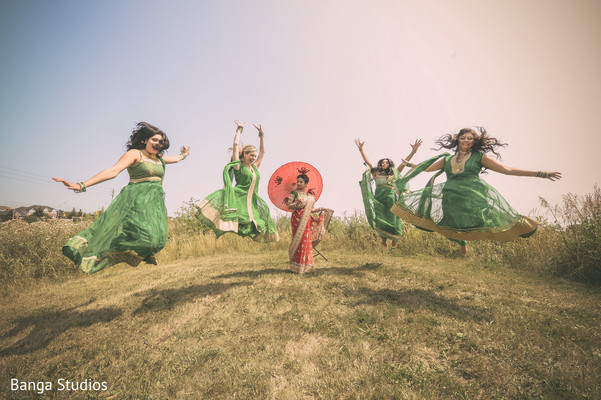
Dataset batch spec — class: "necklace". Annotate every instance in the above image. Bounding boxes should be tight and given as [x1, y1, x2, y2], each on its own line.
[456, 150, 471, 163]
[142, 149, 157, 159]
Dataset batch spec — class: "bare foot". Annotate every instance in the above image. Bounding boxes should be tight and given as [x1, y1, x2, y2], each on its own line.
[460, 244, 468, 257]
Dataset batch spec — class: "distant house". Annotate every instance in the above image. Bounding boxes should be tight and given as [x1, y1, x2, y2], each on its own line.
[13, 205, 58, 219]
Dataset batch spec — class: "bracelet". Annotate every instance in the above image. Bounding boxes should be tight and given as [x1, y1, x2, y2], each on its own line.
[535, 171, 548, 179]
[75, 182, 86, 193]
[258, 132, 264, 138]
[236, 126, 243, 132]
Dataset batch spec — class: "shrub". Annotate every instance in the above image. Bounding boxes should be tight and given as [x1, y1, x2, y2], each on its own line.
[537, 185, 601, 284]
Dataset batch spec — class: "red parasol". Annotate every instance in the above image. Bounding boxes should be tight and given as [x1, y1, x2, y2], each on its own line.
[268, 162, 323, 211]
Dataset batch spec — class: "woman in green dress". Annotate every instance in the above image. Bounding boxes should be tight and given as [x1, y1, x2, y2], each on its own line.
[53, 122, 190, 273]
[197, 121, 279, 242]
[355, 138, 422, 248]
[390, 127, 561, 256]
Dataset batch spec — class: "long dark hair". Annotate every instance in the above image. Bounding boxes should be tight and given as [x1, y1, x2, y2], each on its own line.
[371, 158, 395, 176]
[435, 127, 506, 159]
[125, 122, 170, 157]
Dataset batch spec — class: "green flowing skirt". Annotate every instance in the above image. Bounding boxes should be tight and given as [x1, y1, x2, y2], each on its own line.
[359, 172, 402, 240]
[391, 173, 538, 242]
[198, 187, 279, 243]
[63, 181, 168, 273]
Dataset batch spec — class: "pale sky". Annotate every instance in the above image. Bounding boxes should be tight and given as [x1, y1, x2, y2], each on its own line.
[1, 0, 599, 219]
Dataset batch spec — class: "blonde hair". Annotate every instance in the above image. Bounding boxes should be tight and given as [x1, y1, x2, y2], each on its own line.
[241, 145, 257, 158]
[229, 144, 258, 161]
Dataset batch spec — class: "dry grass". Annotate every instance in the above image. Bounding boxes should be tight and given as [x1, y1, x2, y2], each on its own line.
[1, 252, 600, 399]
[0, 220, 86, 284]
[1, 187, 599, 397]
[2, 185, 600, 287]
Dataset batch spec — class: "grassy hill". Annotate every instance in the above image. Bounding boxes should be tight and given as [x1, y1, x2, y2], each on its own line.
[1, 251, 599, 399]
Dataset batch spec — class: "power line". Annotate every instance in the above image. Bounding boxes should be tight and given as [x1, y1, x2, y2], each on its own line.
[0, 163, 115, 184]
[0, 173, 115, 197]
[0, 173, 115, 195]
[0, 164, 50, 178]
[0, 166, 116, 195]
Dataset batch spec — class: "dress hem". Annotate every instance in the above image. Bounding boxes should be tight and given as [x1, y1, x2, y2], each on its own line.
[390, 203, 538, 242]
[290, 262, 314, 274]
[374, 226, 402, 240]
[198, 199, 239, 232]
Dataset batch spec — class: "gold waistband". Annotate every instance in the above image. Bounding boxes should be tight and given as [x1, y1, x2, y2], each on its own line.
[129, 177, 162, 183]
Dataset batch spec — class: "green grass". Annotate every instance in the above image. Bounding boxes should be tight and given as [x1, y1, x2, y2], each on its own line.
[1, 251, 600, 399]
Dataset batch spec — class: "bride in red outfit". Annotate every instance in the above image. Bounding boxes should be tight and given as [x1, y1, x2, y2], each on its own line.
[284, 174, 331, 274]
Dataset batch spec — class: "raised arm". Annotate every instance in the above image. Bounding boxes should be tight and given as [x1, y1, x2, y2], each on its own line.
[481, 155, 562, 181]
[232, 120, 244, 162]
[397, 139, 423, 173]
[162, 146, 190, 164]
[52, 149, 140, 192]
[254, 123, 265, 168]
[400, 156, 444, 173]
[354, 139, 374, 171]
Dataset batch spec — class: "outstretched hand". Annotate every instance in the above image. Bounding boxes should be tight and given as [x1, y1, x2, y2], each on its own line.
[253, 124, 264, 136]
[547, 171, 562, 181]
[354, 138, 365, 151]
[234, 120, 245, 130]
[410, 139, 423, 152]
[179, 146, 191, 158]
[52, 177, 81, 191]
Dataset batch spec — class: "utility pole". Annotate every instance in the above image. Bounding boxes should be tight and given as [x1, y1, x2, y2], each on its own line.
[111, 189, 115, 201]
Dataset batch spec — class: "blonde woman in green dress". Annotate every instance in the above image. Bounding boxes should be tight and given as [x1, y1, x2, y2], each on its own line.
[391, 127, 561, 256]
[197, 121, 279, 242]
[53, 122, 190, 273]
[355, 138, 422, 249]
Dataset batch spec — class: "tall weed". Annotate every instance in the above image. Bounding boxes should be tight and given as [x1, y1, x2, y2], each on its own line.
[1, 186, 600, 285]
[0, 220, 88, 283]
[537, 185, 601, 283]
